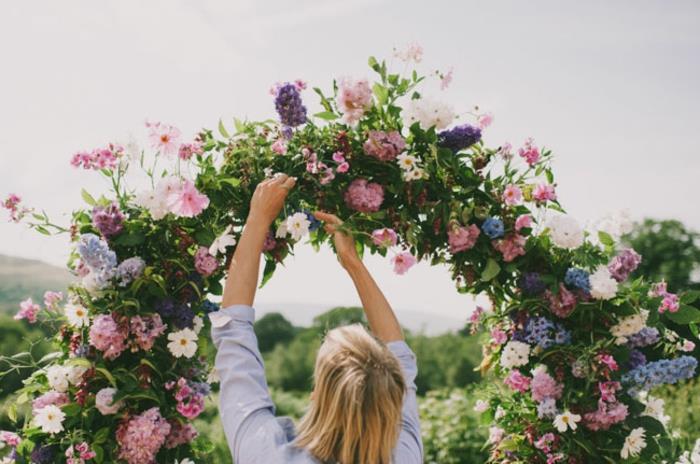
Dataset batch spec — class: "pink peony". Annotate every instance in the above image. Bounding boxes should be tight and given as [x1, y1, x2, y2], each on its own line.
[503, 184, 523, 206]
[533, 183, 557, 202]
[504, 370, 531, 393]
[371, 228, 398, 248]
[89, 314, 128, 360]
[116, 407, 171, 464]
[363, 130, 406, 161]
[15, 298, 40, 323]
[166, 179, 210, 218]
[493, 234, 527, 262]
[344, 178, 384, 213]
[194, 246, 218, 277]
[447, 224, 480, 254]
[336, 78, 372, 125]
[391, 251, 417, 275]
[146, 121, 181, 156]
[518, 137, 540, 166]
[531, 369, 563, 402]
[337, 161, 350, 173]
[515, 214, 533, 232]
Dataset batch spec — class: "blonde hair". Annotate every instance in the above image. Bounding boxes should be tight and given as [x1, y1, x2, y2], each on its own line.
[295, 324, 405, 464]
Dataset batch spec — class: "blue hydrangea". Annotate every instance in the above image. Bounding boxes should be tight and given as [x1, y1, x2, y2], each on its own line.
[438, 124, 482, 153]
[622, 355, 697, 395]
[304, 209, 321, 232]
[515, 316, 571, 350]
[201, 300, 220, 314]
[77, 233, 117, 289]
[626, 327, 661, 348]
[274, 83, 307, 127]
[564, 267, 591, 293]
[482, 217, 504, 239]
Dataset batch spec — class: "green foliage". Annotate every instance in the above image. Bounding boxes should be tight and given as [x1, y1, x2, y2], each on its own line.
[254, 312, 298, 353]
[265, 330, 322, 392]
[0, 314, 52, 400]
[311, 306, 366, 331]
[657, 378, 700, 442]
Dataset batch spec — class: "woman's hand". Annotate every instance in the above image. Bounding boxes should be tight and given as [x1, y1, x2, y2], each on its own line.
[313, 211, 360, 269]
[247, 173, 296, 228]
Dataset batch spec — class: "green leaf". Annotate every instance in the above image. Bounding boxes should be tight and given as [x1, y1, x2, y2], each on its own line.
[665, 304, 700, 324]
[313, 111, 339, 121]
[598, 230, 615, 247]
[480, 259, 501, 282]
[96, 367, 117, 387]
[7, 403, 17, 423]
[113, 230, 145, 246]
[218, 119, 230, 139]
[61, 402, 82, 417]
[81, 188, 97, 206]
[368, 56, 380, 72]
[681, 290, 700, 304]
[260, 259, 277, 288]
[93, 444, 104, 464]
[220, 177, 241, 188]
[372, 83, 389, 105]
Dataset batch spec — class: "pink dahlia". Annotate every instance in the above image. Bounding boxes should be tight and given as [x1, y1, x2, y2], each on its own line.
[344, 179, 384, 213]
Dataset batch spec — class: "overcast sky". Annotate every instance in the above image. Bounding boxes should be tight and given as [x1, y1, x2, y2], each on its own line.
[1, 0, 698, 329]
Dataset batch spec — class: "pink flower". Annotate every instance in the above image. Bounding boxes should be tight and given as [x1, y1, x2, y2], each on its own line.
[533, 183, 557, 202]
[518, 137, 540, 166]
[477, 112, 494, 129]
[165, 421, 198, 449]
[32, 391, 69, 413]
[43, 291, 64, 311]
[583, 399, 628, 431]
[363, 130, 406, 161]
[89, 314, 128, 360]
[116, 407, 171, 464]
[534, 433, 556, 453]
[70, 144, 123, 171]
[336, 78, 372, 125]
[448, 224, 480, 253]
[130, 314, 166, 351]
[15, 298, 40, 323]
[176, 395, 205, 420]
[469, 306, 484, 325]
[0, 430, 21, 447]
[596, 353, 619, 371]
[490, 328, 508, 345]
[394, 42, 424, 63]
[440, 68, 454, 90]
[531, 369, 563, 402]
[271, 139, 288, 155]
[344, 178, 384, 213]
[319, 166, 336, 185]
[167, 179, 210, 218]
[493, 234, 527, 262]
[337, 161, 350, 173]
[332, 151, 345, 163]
[503, 184, 523, 206]
[515, 214, 533, 232]
[177, 141, 203, 160]
[194, 246, 218, 277]
[545, 283, 578, 318]
[682, 340, 696, 352]
[504, 370, 531, 393]
[598, 381, 621, 403]
[660, 293, 680, 313]
[95, 387, 122, 415]
[2, 193, 31, 222]
[146, 121, 181, 156]
[371, 228, 398, 248]
[391, 251, 417, 275]
[498, 142, 513, 161]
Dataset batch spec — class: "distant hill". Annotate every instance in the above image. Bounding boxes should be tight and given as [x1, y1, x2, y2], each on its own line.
[0, 254, 73, 313]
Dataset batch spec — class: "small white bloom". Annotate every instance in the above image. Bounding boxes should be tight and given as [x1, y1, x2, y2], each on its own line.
[548, 215, 584, 250]
[403, 167, 424, 182]
[65, 365, 88, 385]
[33, 404, 66, 434]
[46, 365, 69, 393]
[192, 315, 204, 335]
[64, 303, 90, 328]
[207, 368, 220, 384]
[209, 225, 237, 257]
[403, 98, 455, 130]
[396, 153, 418, 171]
[488, 426, 504, 444]
[275, 221, 288, 239]
[134, 189, 169, 220]
[473, 400, 489, 413]
[499, 340, 531, 369]
[167, 328, 198, 359]
[591, 210, 634, 243]
[621, 427, 647, 459]
[590, 265, 619, 300]
[611, 310, 648, 344]
[642, 395, 670, 426]
[553, 410, 581, 433]
[494, 405, 506, 420]
[286, 212, 311, 242]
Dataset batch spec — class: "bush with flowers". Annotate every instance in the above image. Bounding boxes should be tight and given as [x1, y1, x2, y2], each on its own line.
[1, 45, 699, 463]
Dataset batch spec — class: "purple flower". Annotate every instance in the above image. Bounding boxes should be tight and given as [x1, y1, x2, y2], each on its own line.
[116, 256, 146, 287]
[31, 444, 56, 464]
[608, 248, 642, 282]
[626, 327, 660, 348]
[274, 83, 307, 127]
[92, 202, 125, 238]
[628, 349, 647, 369]
[438, 124, 482, 153]
[520, 272, 546, 296]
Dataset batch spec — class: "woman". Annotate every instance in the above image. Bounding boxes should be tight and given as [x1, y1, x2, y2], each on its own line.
[210, 173, 423, 464]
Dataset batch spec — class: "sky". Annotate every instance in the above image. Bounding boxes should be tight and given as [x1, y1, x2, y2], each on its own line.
[0, 0, 698, 331]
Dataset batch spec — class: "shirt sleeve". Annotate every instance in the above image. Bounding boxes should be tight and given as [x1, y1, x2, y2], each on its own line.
[210, 304, 289, 463]
[386, 340, 424, 464]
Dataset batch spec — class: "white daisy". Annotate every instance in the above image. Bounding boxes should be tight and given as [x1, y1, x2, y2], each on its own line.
[396, 153, 418, 171]
[621, 427, 647, 459]
[64, 303, 90, 328]
[209, 225, 237, 257]
[286, 212, 311, 242]
[34, 404, 66, 434]
[403, 168, 424, 182]
[167, 328, 198, 358]
[553, 410, 581, 433]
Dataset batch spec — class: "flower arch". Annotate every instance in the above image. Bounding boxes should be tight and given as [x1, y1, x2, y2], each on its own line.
[2, 48, 699, 463]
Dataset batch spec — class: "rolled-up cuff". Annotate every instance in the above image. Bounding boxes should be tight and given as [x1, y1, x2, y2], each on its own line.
[209, 304, 255, 328]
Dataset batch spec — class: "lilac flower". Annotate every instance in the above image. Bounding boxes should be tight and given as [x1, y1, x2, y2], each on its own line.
[92, 202, 125, 238]
[30, 444, 56, 464]
[274, 83, 307, 127]
[516, 316, 571, 350]
[116, 256, 146, 287]
[626, 327, 660, 348]
[608, 248, 642, 282]
[628, 349, 647, 369]
[520, 272, 546, 296]
[438, 124, 482, 153]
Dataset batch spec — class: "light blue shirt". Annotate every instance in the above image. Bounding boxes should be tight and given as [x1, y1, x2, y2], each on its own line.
[210, 304, 424, 464]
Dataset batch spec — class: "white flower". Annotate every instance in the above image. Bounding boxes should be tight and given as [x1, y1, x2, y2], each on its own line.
[473, 399, 489, 413]
[591, 210, 634, 243]
[64, 303, 90, 328]
[499, 340, 531, 369]
[192, 315, 204, 335]
[494, 406, 506, 420]
[167, 328, 198, 358]
[403, 98, 455, 130]
[275, 222, 288, 238]
[207, 368, 220, 384]
[65, 365, 87, 385]
[553, 410, 581, 432]
[34, 404, 66, 434]
[590, 265, 619, 300]
[642, 395, 670, 426]
[286, 212, 311, 242]
[547, 215, 584, 250]
[611, 310, 648, 344]
[621, 427, 647, 459]
[135, 188, 168, 220]
[209, 225, 237, 257]
[403, 167, 425, 182]
[393, 42, 423, 63]
[46, 365, 69, 393]
[396, 153, 418, 171]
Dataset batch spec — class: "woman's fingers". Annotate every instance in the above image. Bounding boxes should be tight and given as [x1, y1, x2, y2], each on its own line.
[280, 176, 296, 191]
[313, 210, 342, 225]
